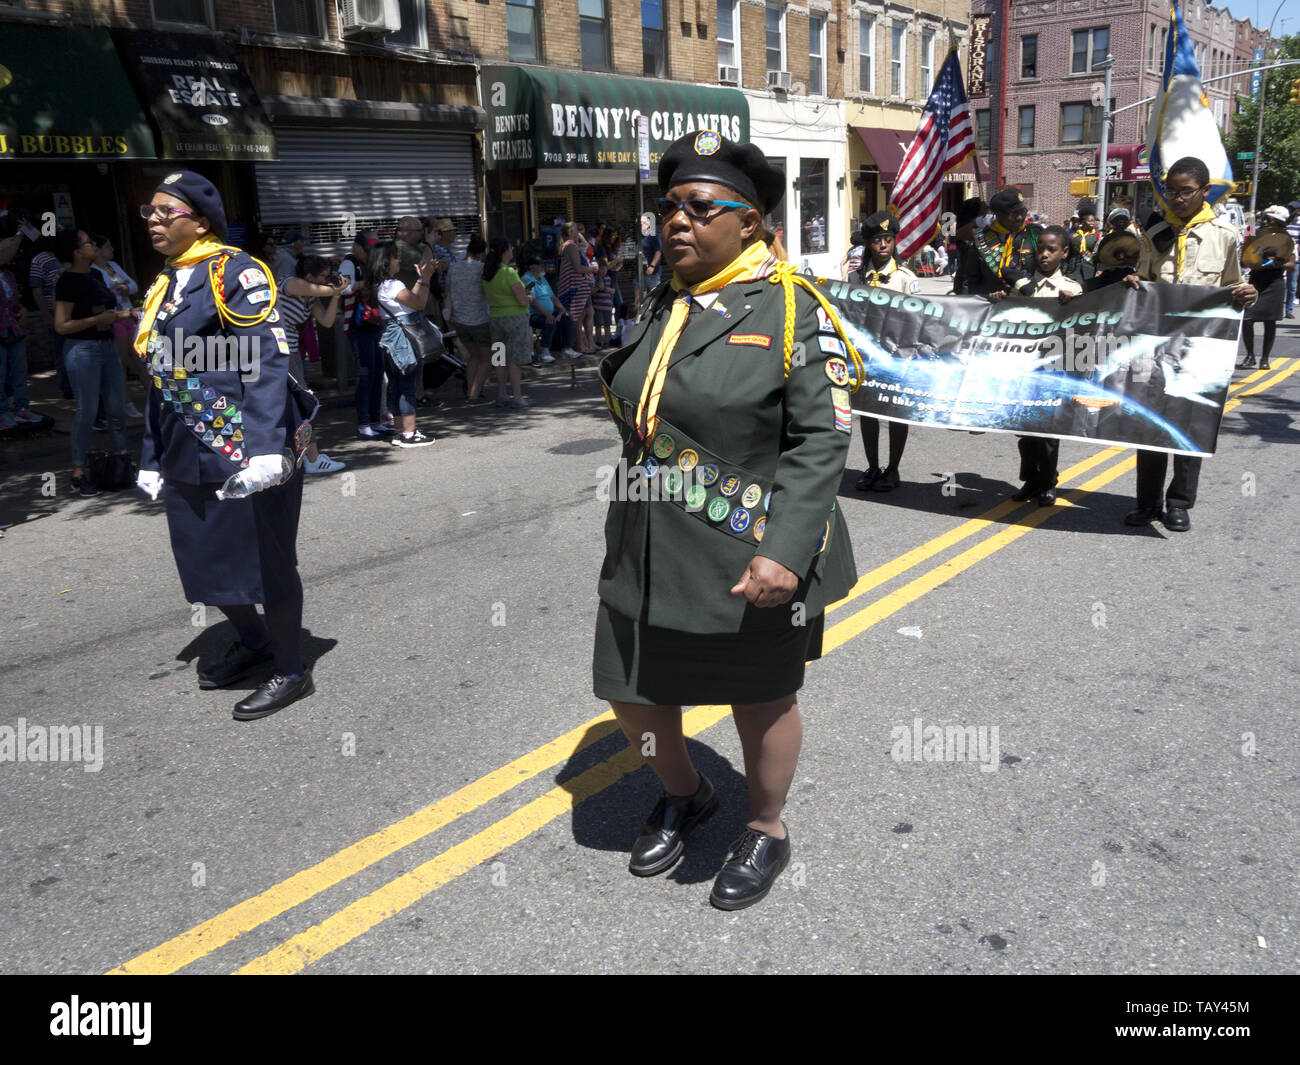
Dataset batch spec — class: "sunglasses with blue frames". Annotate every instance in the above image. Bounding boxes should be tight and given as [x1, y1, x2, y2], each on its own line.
[656, 197, 753, 222]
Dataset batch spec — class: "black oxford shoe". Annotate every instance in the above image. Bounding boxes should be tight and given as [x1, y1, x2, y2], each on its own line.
[233, 670, 315, 721]
[197, 641, 273, 690]
[709, 824, 792, 910]
[1124, 506, 1162, 526]
[1163, 506, 1191, 532]
[854, 466, 883, 492]
[1012, 482, 1035, 502]
[628, 773, 718, 877]
[1036, 487, 1057, 507]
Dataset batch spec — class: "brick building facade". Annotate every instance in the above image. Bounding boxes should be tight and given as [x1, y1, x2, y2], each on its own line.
[969, 0, 1269, 225]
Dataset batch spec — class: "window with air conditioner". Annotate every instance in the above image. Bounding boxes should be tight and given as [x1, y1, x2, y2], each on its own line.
[383, 0, 424, 48]
[859, 14, 875, 94]
[275, 0, 324, 37]
[765, 3, 786, 75]
[717, 0, 740, 78]
[152, 0, 211, 26]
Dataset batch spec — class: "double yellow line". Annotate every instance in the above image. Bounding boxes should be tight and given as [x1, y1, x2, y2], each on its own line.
[110, 359, 1297, 976]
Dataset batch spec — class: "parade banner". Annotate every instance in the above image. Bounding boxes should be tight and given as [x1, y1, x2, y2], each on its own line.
[822, 282, 1242, 457]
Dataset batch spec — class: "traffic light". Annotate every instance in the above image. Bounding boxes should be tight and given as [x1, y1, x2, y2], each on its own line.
[1232, 180, 1252, 197]
[1069, 177, 1098, 197]
[1289, 78, 1300, 103]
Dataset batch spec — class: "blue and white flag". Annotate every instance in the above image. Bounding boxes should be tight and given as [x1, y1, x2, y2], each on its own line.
[1145, 3, 1233, 208]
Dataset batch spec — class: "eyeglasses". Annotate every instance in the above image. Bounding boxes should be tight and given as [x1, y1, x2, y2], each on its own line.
[1165, 185, 1207, 202]
[656, 197, 751, 223]
[139, 204, 195, 222]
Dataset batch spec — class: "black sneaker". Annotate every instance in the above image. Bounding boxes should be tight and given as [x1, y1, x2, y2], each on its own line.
[71, 475, 99, 498]
[197, 640, 274, 690]
[392, 430, 435, 448]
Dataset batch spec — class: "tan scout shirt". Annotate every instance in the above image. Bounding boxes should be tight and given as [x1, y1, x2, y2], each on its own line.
[1137, 215, 1243, 288]
[858, 260, 920, 294]
[1024, 269, 1083, 298]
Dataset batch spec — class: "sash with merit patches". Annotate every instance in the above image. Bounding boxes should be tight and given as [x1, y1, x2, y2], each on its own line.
[599, 383, 833, 556]
[151, 365, 253, 468]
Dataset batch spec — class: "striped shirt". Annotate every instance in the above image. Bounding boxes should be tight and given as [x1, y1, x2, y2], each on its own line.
[276, 276, 311, 358]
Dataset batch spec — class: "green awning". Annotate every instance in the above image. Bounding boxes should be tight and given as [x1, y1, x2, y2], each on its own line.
[0, 25, 156, 160]
[482, 65, 749, 171]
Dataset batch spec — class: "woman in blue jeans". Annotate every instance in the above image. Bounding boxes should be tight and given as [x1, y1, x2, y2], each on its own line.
[53, 228, 132, 497]
[367, 241, 437, 448]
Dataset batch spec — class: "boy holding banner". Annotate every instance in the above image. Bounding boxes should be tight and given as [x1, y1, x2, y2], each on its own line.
[1124, 156, 1256, 533]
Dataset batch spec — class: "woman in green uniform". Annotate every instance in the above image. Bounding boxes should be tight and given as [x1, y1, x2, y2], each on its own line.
[595, 131, 863, 909]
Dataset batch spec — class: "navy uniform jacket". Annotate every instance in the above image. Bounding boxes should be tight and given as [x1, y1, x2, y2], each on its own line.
[598, 276, 858, 634]
[139, 250, 294, 485]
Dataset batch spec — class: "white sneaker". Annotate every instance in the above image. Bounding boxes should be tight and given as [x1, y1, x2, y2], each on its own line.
[125, 401, 144, 420]
[357, 425, 381, 439]
[505, 396, 532, 409]
[561, 348, 581, 359]
[14, 410, 43, 424]
[305, 453, 346, 474]
[540, 353, 556, 363]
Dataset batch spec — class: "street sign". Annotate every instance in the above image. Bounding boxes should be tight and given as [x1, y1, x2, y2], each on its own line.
[1083, 160, 1121, 179]
[637, 115, 650, 182]
[1237, 151, 1255, 160]
[1256, 160, 1270, 171]
[1252, 46, 1264, 101]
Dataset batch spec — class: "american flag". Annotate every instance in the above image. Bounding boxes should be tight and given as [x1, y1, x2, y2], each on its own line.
[890, 50, 976, 262]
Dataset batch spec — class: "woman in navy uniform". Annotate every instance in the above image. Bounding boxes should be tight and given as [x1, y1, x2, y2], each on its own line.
[595, 131, 863, 909]
[134, 171, 316, 720]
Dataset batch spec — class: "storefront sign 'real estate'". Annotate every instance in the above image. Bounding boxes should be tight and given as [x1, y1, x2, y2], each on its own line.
[482, 66, 749, 171]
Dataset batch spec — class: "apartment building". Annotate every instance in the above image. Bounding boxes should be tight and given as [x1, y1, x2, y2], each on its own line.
[968, 0, 1269, 224]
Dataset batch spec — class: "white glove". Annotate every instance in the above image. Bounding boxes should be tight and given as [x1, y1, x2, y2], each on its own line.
[137, 470, 163, 501]
[243, 454, 286, 492]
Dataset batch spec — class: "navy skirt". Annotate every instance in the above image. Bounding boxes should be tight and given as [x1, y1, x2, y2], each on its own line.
[163, 471, 304, 605]
[593, 601, 825, 707]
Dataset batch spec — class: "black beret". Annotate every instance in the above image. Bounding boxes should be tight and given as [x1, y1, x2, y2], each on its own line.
[989, 187, 1027, 214]
[155, 170, 228, 240]
[956, 197, 985, 227]
[860, 210, 900, 242]
[657, 130, 784, 216]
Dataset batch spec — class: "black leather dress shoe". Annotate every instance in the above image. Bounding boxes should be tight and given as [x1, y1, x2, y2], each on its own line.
[1163, 506, 1191, 532]
[1124, 506, 1162, 526]
[1036, 487, 1057, 507]
[197, 641, 273, 690]
[854, 466, 883, 492]
[628, 773, 718, 876]
[871, 467, 900, 492]
[1012, 482, 1035, 502]
[709, 825, 792, 910]
[233, 670, 315, 721]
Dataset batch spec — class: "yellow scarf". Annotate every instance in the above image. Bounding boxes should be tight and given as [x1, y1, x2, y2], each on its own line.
[990, 220, 1017, 271]
[1162, 202, 1216, 279]
[133, 235, 275, 358]
[634, 240, 865, 447]
[864, 258, 897, 287]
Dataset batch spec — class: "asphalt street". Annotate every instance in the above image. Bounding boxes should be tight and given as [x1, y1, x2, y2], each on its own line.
[1, 313, 1297, 975]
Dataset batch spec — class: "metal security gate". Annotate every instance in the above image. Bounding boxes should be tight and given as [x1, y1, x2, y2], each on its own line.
[255, 127, 479, 257]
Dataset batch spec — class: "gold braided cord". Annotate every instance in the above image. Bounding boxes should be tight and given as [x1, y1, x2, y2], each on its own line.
[764, 262, 867, 391]
[207, 253, 277, 328]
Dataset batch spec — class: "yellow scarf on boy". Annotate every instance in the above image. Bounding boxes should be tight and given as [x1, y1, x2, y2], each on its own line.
[1161, 202, 1216, 280]
[634, 240, 865, 448]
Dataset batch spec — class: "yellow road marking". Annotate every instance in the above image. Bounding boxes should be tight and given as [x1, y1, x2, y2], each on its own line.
[110, 711, 623, 974]
[113, 356, 1297, 975]
[236, 704, 735, 975]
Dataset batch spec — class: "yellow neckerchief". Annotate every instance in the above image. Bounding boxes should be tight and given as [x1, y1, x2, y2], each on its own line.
[989, 220, 1019, 271]
[634, 240, 865, 448]
[864, 257, 897, 287]
[1162, 201, 1217, 279]
[133, 235, 276, 358]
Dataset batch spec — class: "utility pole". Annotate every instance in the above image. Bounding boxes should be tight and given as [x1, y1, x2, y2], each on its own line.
[1095, 54, 1115, 215]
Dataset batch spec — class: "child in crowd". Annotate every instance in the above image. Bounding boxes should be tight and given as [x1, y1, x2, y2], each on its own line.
[591, 274, 615, 347]
[1023, 225, 1083, 302]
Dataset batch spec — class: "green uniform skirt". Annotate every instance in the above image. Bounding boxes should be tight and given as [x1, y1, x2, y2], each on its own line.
[593, 601, 826, 707]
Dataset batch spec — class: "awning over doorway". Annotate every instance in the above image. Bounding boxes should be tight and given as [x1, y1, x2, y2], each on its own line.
[0, 25, 156, 160]
[481, 65, 749, 171]
[1092, 143, 1150, 181]
[854, 126, 987, 184]
[112, 29, 276, 161]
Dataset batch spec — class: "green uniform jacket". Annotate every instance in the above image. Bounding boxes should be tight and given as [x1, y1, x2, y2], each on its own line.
[597, 275, 858, 634]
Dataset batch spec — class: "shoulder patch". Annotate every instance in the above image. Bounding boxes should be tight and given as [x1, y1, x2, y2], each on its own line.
[819, 335, 846, 357]
[907, 280, 920, 294]
[238, 267, 269, 291]
[815, 307, 838, 334]
[246, 289, 272, 305]
[727, 333, 772, 348]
